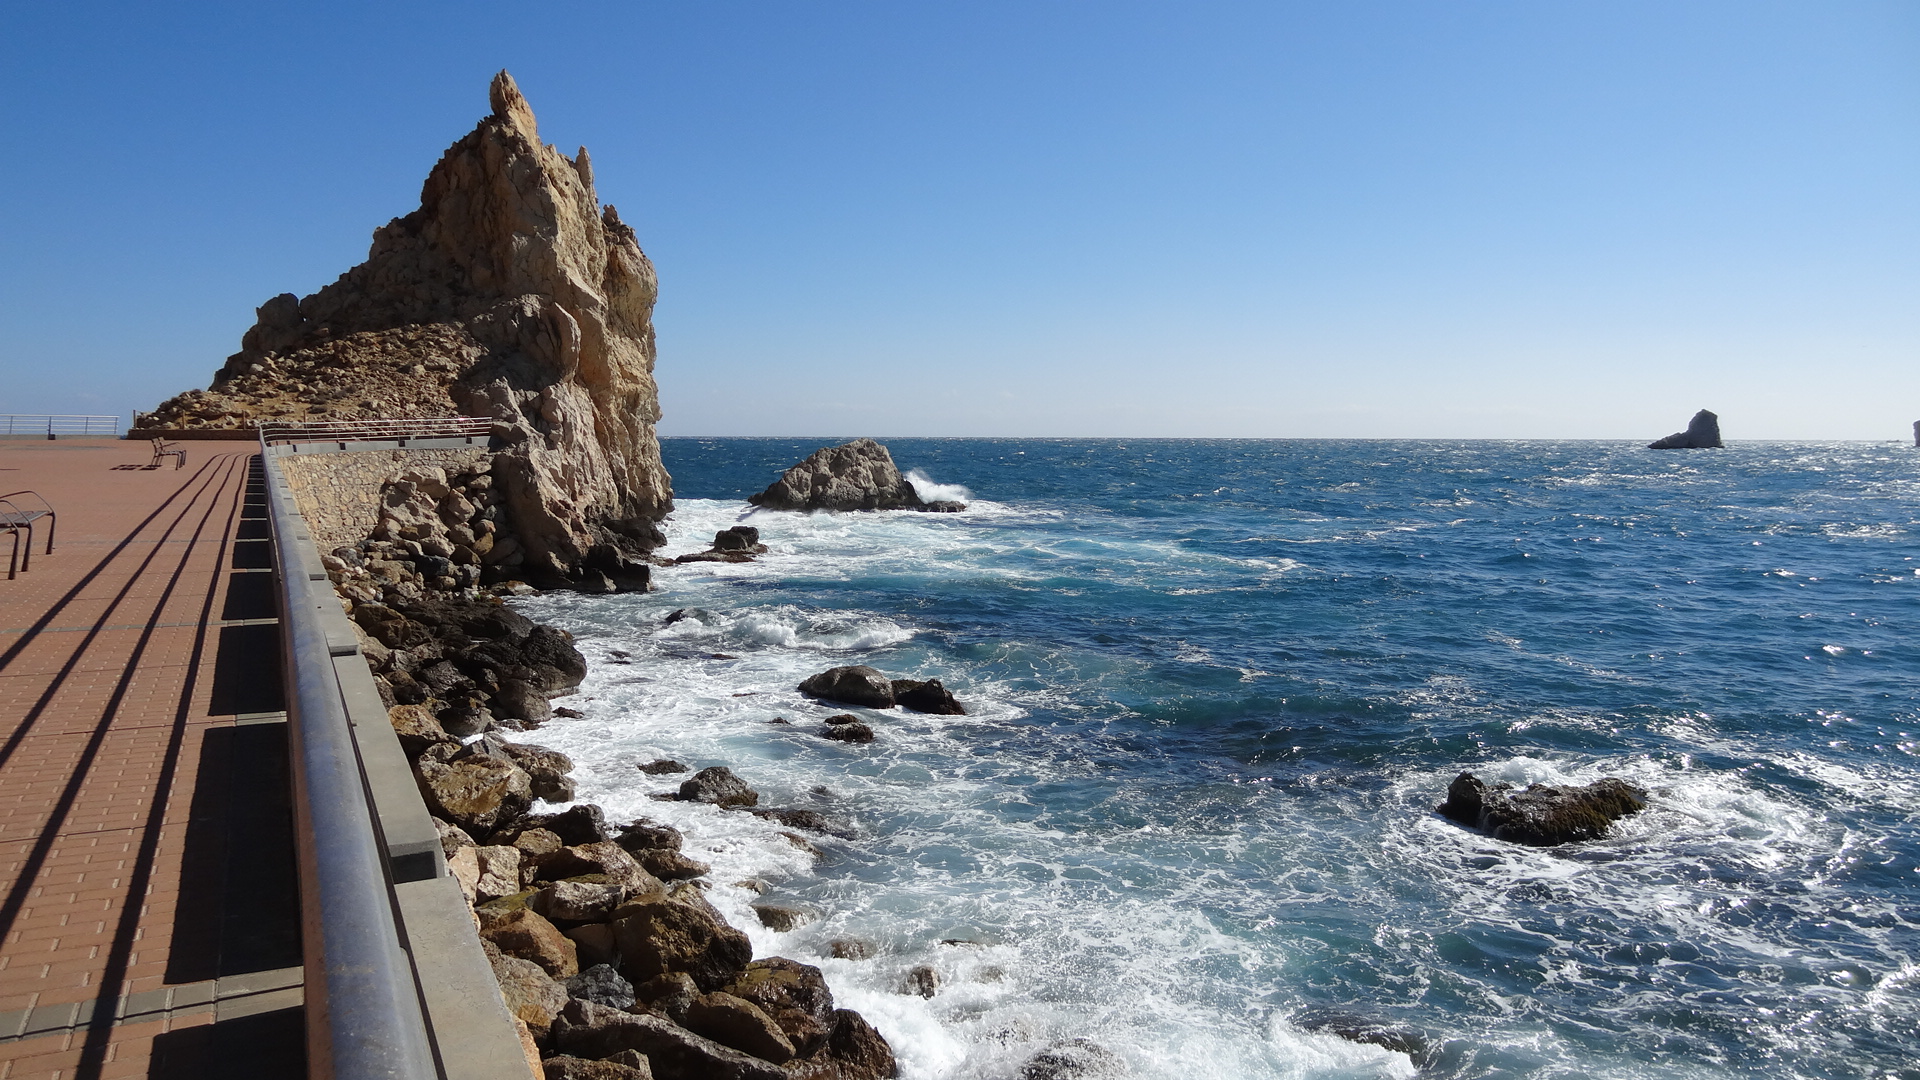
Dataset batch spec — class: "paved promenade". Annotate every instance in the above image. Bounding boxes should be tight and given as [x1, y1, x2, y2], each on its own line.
[0, 440, 303, 1079]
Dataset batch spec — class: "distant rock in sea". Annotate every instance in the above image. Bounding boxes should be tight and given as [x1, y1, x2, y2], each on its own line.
[1437, 771, 1647, 845]
[1648, 409, 1723, 449]
[749, 438, 965, 512]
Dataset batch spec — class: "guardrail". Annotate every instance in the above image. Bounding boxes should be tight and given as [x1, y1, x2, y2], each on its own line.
[0, 414, 121, 437]
[261, 435, 531, 1080]
[259, 417, 493, 446]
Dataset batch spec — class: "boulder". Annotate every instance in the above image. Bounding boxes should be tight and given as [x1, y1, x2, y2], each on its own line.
[467, 625, 588, 697]
[489, 950, 568, 1039]
[543, 1056, 653, 1080]
[638, 849, 712, 881]
[388, 702, 456, 757]
[748, 439, 959, 513]
[416, 756, 533, 833]
[683, 992, 797, 1063]
[479, 906, 579, 978]
[752, 905, 813, 932]
[1437, 772, 1648, 845]
[1019, 1039, 1126, 1079]
[784, 1010, 897, 1080]
[798, 667, 895, 709]
[634, 971, 700, 1021]
[564, 922, 620, 970]
[748, 809, 854, 839]
[551, 1000, 787, 1080]
[533, 841, 658, 892]
[564, 963, 637, 1011]
[822, 723, 874, 744]
[530, 804, 612, 846]
[611, 894, 753, 991]
[899, 965, 939, 999]
[470, 844, 525, 903]
[639, 759, 688, 775]
[720, 959, 837, 1058]
[891, 678, 965, 715]
[534, 879, 632, 924]
[500, 741, 577, 803]
[1648, 409, 1724, 449]
[676, 767, 759, 807]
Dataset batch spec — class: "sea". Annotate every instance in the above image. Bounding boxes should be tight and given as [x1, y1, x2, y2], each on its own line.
[511, 438, 1919, 1080]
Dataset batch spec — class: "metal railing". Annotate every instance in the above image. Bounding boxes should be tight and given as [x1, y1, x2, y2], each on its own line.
[264, 461, 440, 1080]
[0, 414, 121, 437]
[257, 417, 492, 446]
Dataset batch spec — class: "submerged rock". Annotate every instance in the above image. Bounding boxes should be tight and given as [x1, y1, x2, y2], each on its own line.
[1648, 409, 1723, 449]
[1020, 1039, 1126, 1079]
[749, 438, 963, 513]
[1437, 771, 1648, 845]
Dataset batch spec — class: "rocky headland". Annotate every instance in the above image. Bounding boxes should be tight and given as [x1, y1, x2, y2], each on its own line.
[143, 70, 671, 585]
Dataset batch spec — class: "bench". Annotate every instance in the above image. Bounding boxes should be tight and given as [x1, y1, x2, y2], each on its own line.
[0, 491, 55, 579]
[150, 437, 186, 470]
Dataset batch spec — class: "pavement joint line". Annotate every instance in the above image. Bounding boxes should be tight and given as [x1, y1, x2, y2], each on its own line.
[0, 965, 305, 1044]
[0, 617, 280, 636]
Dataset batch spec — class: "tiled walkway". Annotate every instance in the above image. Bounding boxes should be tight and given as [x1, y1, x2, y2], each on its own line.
[0, 441, 303, 1079]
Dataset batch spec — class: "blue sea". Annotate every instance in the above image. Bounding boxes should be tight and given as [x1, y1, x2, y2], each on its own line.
[515, 439, 1919, 1080]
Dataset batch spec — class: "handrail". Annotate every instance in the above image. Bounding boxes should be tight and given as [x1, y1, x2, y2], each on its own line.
[0, 414, 121, 436]
[265, 457, 439, 1080]
[258, 417, 492, 445]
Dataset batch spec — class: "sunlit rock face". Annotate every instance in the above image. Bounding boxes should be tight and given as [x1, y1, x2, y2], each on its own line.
[143, 71, 673, 573]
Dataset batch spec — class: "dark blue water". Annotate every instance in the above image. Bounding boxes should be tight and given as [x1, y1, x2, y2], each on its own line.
[525, 439, 1920, 1079]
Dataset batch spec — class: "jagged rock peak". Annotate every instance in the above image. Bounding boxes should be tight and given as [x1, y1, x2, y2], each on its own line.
[749, 439, 965, 513]
[488, 69, 539, 141]
[138, 71, 674, 582]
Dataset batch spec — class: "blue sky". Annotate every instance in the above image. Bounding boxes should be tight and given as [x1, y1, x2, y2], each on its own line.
[1, 2, 1914, 438]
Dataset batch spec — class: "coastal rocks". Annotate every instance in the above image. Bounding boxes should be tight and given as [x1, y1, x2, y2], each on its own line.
[675, 526, 768, 565]
[1648, 409, 1723, 449]
[564, 964, 638, 1011]
[481, 906, 581, 978]
[611, 894, 754, 990]
[1019, 1040, 1126, 1079]
[490, 950, 570, 1038]
[676, 767, 759, 807]
[552, 1001, 786, 1080]
[1437, 772, 1648, 845]
[139, 70, 675, 583]
[417, 755, 533, 833]
[891, 678, 965, 715]
[749, 439, 963, 513]
[822, 722, 875, 744]
[542, 1056, 654, 1080]
[798, 667, 895, 709]
[683, 993, 797, 1063]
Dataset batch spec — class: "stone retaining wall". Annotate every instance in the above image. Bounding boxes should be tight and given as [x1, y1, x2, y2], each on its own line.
[279, 448, 488, 554]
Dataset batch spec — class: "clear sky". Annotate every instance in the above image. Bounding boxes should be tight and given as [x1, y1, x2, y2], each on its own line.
[1, 1, 1914, 439]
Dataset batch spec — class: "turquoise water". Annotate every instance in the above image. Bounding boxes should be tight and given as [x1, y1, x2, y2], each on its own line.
[518, 439, 1919, 1079]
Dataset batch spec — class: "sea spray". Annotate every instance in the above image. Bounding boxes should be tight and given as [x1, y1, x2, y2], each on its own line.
[515, 438, 1920, 1080]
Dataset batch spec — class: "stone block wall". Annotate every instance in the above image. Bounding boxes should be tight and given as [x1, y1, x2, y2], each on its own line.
[278, 448, 488, 553]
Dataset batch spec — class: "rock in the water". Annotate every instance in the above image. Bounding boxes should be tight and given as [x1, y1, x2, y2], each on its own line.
[1437, 771, 1648, 845]
[138, 72, 673, 581]
[748, 438, 960, 513]
[752, 904, 813, 932]
[1648, 409, 1723, 449]
[565, 963, 638, 1011]
[676, 767, 759, 807]
[798, 666, 895, 709]
[822, 723, 875, 744]
[1292, 1010, 1434, 1067]
[500, 741, 576, 803]
[552, 999, 786, 1080]
[721, 959, 838, 1059]
[1020, 1039, 1126, 1079]
[640, 759, 689, 775]
[891, 678, 965, 715]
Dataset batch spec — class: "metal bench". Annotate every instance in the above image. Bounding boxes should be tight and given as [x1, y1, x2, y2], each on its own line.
[0, 491, 55, 579]
[150, 437, 186, 470]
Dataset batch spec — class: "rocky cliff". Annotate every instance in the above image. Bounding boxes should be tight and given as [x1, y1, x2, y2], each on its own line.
[141, 71, 671, 578]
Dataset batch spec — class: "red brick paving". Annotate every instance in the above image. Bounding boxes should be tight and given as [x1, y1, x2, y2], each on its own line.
[0, 440, 287, 1078]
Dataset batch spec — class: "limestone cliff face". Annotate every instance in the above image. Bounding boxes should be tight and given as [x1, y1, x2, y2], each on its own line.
[142, 72, 672, 575]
